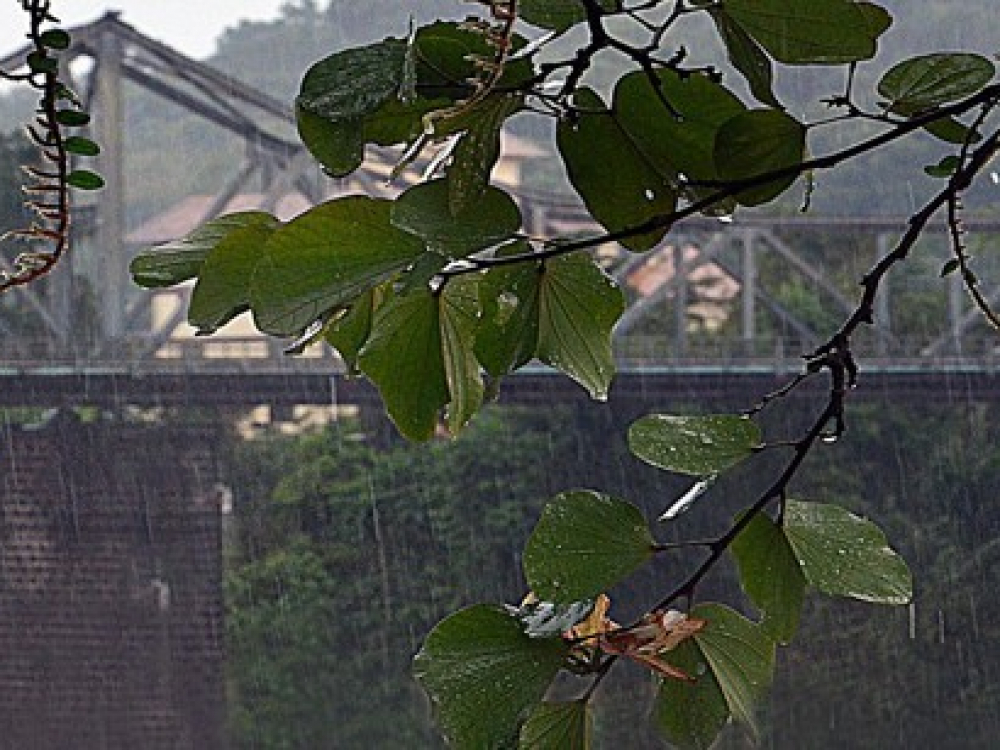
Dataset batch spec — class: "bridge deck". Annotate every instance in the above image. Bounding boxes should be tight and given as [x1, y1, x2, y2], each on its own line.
[3, 357, 999, 408]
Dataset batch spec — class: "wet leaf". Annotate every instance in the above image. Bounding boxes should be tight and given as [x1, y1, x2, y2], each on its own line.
[724, 0, 892, 64]
[524, 491, 654, 604]
[940, 258, 961, 277]
[414, 605, 568, 749]
[359, 279, 483, 440]
[358, 289, 450, 441]
[713, 109, 806, 206]
[391, 178, 522, 257]
[250, 197, 424, 336]
[519, 0, 615, 32]
[557, 88, 678, 251]
[731, 510, 807, 643]
[878, 53, 996, 112]
[655, 640, 729, 750]
[448, 94, 523, 214]
[188, 213, 281, 334]
[39, 29, 71, 50]
[534, 254, 623, 400]
[54, 109, 90, 127]
[708, 9, 781, 108]
[63, 135, 100, 156]
[475, 244, 542, 378]
[294, 106, 365, 178]
[439, 277, 486, 433]
[130, 212, 275, 288]
[784, 500, 913, 604]
[323, 286, 385, 373]
[691, 603, 775, 740]
[628, 414, 762, 476]
[65, 169, 104, 190]
[924, 155, 961, 179]
[613, 68, 744, 212]
[476, 252, 622, 399]
[519, 700, 592, 749]
[922, 114, 982, 145]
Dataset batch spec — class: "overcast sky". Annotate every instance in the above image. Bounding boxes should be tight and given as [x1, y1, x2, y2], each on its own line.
[0, 1, 289, 60]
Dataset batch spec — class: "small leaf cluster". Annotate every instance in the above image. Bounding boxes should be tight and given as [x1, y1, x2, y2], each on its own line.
[1, 1, 102, 292]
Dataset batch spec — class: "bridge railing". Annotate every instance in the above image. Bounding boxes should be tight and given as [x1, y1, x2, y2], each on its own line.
[4, 331, 1000, 375]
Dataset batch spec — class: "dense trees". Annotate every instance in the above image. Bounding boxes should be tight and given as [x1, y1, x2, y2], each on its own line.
[225, 398, 1000, 747]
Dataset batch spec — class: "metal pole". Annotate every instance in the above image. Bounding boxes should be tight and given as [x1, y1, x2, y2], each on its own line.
[92, 27, 126, 349]
[741, 229, 756, 354]
[874, 233, 892, 357]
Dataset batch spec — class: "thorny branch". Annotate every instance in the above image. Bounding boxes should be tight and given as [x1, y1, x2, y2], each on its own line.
[0, 1, 77, 293]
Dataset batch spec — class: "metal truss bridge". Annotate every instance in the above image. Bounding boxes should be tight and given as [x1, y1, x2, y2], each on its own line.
[3, 14, 1000, 410]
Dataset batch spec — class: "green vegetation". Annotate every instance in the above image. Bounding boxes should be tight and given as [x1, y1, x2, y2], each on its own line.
[3, 0, 999, 747]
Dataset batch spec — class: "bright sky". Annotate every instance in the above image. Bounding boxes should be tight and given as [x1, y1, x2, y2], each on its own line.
[0, 1, 290, 60]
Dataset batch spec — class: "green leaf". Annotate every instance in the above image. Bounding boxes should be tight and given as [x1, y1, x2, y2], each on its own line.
[713, 109, 806, 206]
[519, 0, 615, 32]
[524, 491, 654, 604]
[628, 414, 762, 476]
[731, 511, 807, 643]
[557, 88, 678, 251]
[448, 94, 523, 214]
[878, 53, 996, 112]
[65, 169, 104, 190]
[723, 0, 892, 64]
[922, 114, 982, 145]
[655, 640, 729, 750]
[297, 37, 407, 123]
[691, 603, 775, 740]
[783, 500, 913, 604]
[391, 178, 522, 256]
[708, 9, 782, 109]
[188, 213, 280, 334]
[295, 105, 365, 177]
[358, 289, 449, 441]
[295, 37, 432, 176]
[54, 109, 90, 127]
[520, 701, 592, 749]
[358, 280, 483, 440]
[415, 21, 533, 94]
[27, 51, 57, 75]
[535, 254, 624, 400]
[295, 23, 531, 176]
[439, 277, 486, 433]
[63, 135, 100, 156]
[250, 197, 424, 336]
[940, 258, 961, 277]
[613, 68, 744, 212]
[39, 29, 71, 50]
[414, 605, 568, 750]
[477, 252, 622, 397]
[130, 212, 272, 288]
[324, 286, 383, 374]
[924, 155, 961, 179]
[475, 245, 543, 378]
